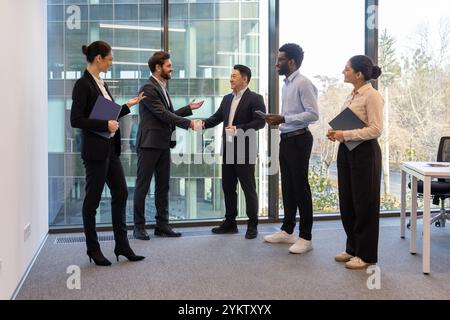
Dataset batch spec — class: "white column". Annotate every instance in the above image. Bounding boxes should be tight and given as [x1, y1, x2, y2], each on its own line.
[186, 179, 197, 219]
[188, 25, 197, 78]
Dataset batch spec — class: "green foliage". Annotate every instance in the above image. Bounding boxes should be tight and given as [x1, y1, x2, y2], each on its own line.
[404, 147, 418, 161]
[308, 164, 339, 212]
[379, 29, 402, 86]
[380, 194, 400, 211]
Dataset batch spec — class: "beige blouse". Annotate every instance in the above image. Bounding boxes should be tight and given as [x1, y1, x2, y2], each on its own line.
[341, 83, 384, 142]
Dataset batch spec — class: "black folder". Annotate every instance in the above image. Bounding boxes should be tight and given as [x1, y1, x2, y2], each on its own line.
[88, 95, 122, 138]
[254, 110, 268, 119]
[328, 107, 366, 151]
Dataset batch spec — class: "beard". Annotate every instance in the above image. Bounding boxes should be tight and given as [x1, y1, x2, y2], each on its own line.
[161, 70, 172, 80]
[277, 64, 289, 76]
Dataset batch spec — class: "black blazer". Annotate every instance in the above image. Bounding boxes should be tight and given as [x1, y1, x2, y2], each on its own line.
[136, 77, 192, 149]
[204, 88, 266, 162]
[70, 70, 130, 161]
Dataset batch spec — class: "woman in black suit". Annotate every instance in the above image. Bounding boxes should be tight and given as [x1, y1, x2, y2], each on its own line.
[71, 41, 145, 266]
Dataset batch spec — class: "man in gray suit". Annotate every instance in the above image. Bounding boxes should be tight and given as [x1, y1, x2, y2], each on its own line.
[133, 51, 203, 240]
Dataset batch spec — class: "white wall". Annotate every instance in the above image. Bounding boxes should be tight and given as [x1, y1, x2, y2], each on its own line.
[0, 0, 48, 299]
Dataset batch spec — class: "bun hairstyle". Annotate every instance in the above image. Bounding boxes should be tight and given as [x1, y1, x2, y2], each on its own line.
[349, 55, 382, 81]
[81, 41, 111, 63]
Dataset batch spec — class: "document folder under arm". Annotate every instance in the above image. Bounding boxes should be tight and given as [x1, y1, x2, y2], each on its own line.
[88, 95, 122, 138]
[328, 107, 366, 151]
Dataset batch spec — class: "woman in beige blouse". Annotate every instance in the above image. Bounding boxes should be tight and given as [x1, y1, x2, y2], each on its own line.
[327, 55, 383, 270]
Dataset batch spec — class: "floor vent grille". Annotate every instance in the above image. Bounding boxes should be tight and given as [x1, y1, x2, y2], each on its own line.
[55, 234, 135, 244]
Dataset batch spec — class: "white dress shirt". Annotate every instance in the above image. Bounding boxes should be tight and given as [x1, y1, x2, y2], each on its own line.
[89, 72, 112, 101]
[152, 75, 170, 107]
[228, 86, 248, 127]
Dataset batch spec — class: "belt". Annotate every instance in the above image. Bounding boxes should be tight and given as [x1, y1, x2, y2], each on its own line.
[280, 128, 309, 139]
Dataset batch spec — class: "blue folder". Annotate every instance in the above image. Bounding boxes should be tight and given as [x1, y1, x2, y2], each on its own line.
[328, 107, 366, 151]
[89, 95, 122, 138]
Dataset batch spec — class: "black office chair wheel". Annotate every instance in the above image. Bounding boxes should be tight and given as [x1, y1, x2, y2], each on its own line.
[407, 222, 411, 229]
[435, 221, 441, 227]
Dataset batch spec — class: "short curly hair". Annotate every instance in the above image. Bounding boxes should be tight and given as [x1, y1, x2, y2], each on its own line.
[279, 43, 304, 69]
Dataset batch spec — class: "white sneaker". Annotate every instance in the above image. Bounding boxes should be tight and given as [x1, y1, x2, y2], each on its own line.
[334, 252, 354, 262]
[263, 230, 297, 244]
[288, 238, 313, 254]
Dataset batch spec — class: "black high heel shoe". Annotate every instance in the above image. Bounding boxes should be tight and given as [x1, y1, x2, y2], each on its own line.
[87, 250, 112, 266]
[114, 247, 145, 262]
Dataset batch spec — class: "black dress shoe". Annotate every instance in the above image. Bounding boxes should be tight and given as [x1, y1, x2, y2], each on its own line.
[87, 250, 112, 266]
[114, 247, 145, 262]
[154, 225, 182, 237]
[245, 227, 258, 239]
[211, 220, 238, 234]
[133, 227, 150, 240]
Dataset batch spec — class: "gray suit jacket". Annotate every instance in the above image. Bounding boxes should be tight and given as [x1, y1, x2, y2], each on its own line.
[136, 77, 192, 149]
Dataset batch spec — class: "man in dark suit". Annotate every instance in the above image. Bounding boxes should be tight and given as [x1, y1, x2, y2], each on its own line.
[133, 51, 203, 240]
[203, 65, 266, 239]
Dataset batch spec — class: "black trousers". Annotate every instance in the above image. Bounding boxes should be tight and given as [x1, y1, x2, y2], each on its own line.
[279, 131, 313, 240]
[82, 141, 129, 252]
[133, 147, 170, 228]
[337, 140, 382, 263]
[222, 163, 258, 225]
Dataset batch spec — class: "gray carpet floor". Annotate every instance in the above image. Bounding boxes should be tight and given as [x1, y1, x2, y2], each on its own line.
[15, 218, 450, 300]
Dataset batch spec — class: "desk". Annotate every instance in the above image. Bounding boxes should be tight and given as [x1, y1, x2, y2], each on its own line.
[400, 161, 450, 274]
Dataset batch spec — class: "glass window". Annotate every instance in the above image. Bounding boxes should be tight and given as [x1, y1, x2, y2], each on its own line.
[168, 0, 268, 221]
[48, 0, 268, 227]
[140, 3, 162, 21]
[190, 3, 214, 20]
[89, 5, 113, 21]
[114, 4, 138, 20]
[48, 1, 161, 227]
[279, 0, 365, 215]
[48, 4, 64, 22]
[379, 0, 450, 210]
[242, 2, 259, 19]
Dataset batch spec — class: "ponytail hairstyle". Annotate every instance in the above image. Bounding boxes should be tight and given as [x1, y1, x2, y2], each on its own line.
[81, 41, 111, 63]
[349, 55, 382, 81]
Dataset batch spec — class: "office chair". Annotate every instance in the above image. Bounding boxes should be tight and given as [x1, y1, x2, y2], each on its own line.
[407, 136, 450, 228]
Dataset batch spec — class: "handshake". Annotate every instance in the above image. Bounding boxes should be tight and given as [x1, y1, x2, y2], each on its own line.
[189, 119, 205, 131]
